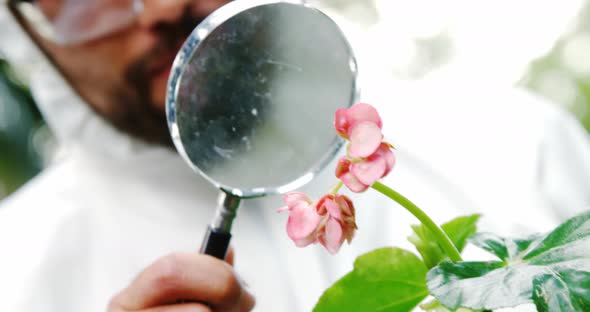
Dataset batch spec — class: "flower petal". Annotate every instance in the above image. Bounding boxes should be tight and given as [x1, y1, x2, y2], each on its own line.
[351, 154, 386, 186]
[335, 194, 354, 216]
[339, 171, 369, 193]
[334, 108, 349, 138]
[323, 218, 344, 255]
[286, 202, 321, 242]
[344, 225, 356, 243]
[346, 103, 382, 130]
[283, 192, 312, 207]
[335, 157, 351, 178]
[293, 233, 318, 247]
[317, 195, 334, 216]
[349, 122, 383, 158]
[324, 197, 342, 220]
[378, 144, 396, 177]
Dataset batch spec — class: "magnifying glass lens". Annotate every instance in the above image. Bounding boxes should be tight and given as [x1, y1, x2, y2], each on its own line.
[167, 1, 358, 259]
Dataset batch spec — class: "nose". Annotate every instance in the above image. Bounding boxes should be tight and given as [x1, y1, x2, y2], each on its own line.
[136, 0, 193, 29]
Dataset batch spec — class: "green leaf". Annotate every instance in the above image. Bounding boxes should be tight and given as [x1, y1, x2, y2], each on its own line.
[409, 214, 480, 268]
[420, 299, 485, 312]
[468, 232, 544, 262]
[314, 247, 429, 312]
[427, 210, 590, 311]
[533, 269, 590, 312]
[524, 210, 590, 263]
[409, 224, 445, 269]
[441, 215, 481, 252]
[420, 299, 452, 312]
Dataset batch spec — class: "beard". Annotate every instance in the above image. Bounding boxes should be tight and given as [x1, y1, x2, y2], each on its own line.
[106, 10, 205, 148]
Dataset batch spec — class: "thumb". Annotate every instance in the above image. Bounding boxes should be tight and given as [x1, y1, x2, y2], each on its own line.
[225, 246, 234, 266]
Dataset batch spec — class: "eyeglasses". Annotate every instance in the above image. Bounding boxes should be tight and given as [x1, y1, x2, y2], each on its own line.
[9, 0, 145, 45]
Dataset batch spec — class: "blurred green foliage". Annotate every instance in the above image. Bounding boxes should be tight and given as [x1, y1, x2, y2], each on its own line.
[521, 1, 590, 132]
[0, 58, 47, 200]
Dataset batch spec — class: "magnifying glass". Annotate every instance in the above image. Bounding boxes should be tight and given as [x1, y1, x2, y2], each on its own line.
[166, 0, 358, 260]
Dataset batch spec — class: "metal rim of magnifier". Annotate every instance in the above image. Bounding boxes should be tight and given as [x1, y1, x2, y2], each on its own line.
[166, 0, 360, 198]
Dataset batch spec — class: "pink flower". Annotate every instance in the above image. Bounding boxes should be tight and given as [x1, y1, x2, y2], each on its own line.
[278, 192, 321, 247]
[334, 103, 395, 192]
[337, 143, 396, 193]
[315, 194, 357, 254]
[335, 103, 383, 158]
[278, 103, 392, 254]
[279, 192, 357, 254]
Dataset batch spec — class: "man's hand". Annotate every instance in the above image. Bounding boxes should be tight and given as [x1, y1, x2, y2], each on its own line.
[108, 250, 255, 312]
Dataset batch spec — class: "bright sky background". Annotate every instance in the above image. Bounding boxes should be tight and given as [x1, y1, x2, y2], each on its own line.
[322, 0, 584, 84]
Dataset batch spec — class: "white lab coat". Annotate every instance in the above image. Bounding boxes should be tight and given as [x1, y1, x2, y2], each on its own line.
[1, 4, 589, 312]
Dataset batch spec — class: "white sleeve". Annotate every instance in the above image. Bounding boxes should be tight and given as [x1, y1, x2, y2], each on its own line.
[537, 109, 590, 220]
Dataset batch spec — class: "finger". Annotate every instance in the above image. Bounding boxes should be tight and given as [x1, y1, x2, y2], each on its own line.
[225, 247, 234, 266]
[238, 287, 256, 312]
[140, 302, 212, 312]
[116, 252, 251, 310]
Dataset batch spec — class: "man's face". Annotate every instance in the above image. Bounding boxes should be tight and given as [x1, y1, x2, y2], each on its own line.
[29, 0, 230, 146]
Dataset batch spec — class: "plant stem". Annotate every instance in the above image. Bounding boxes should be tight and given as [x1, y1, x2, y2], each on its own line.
[371, 181, 463, 262]
[329, 181, 344, 194]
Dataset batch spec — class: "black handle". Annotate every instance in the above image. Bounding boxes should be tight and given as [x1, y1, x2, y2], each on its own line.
[199, 226, 232, 259]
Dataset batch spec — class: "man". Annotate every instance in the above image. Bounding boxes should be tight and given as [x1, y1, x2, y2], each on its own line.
[1, 0, 258, 311]
[1, 1, 589, 312]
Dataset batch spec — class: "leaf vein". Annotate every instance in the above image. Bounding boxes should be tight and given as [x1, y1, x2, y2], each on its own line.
[375, 291, 429, 311]
[375, 279, 426, 287]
